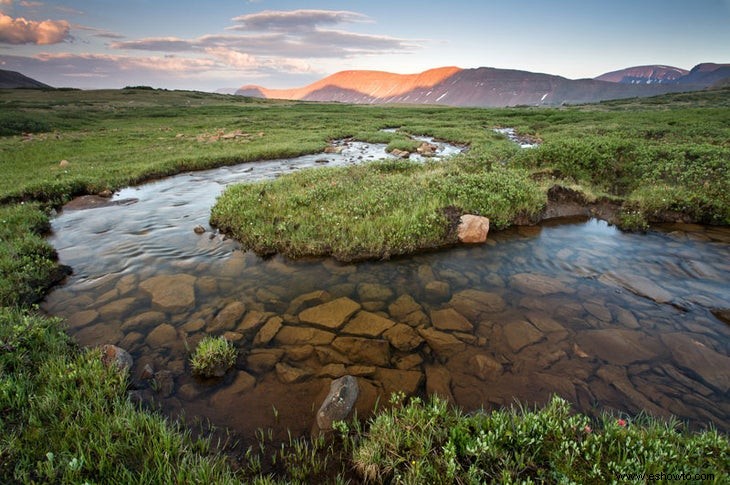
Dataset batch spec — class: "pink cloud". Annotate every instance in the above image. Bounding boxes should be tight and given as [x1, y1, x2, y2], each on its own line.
[0, 12, 70, 44]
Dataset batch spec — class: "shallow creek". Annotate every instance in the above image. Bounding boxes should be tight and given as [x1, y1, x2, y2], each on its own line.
[42, 139, 730, 444]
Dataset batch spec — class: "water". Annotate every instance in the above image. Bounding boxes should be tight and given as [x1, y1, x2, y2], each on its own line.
[42, 142, 730, 443]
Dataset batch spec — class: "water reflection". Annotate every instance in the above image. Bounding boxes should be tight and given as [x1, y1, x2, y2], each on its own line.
[43, 151, 730, 443]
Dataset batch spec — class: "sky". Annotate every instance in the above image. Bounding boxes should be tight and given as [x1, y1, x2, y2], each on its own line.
[0, 0, 728, 91]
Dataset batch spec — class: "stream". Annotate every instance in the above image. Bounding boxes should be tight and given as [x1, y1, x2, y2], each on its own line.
[42, 137, 730, 445]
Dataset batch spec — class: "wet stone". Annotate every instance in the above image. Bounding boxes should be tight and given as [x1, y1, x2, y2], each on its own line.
[660, 333, 730, 393]
[122, 311, 166, 332]
[210, 371, 256, 407]
[247, 349, 284, 373]
[145, 323, 178, 349]
[274, 326, 336, 346]
[449, 289, 506, 321]
[599, 272, 673, 304]
[375, 368, 423, 398]
[346, 365, 377, 377]
[401, 310, 430, 328]
[253, 316, 283, 346]
[383, 323, 424, 352]
[502, 320, 544, 352]
[574, 329, 662, 365]
[510, 273, 575, 296]
[425, 280, 451, 301]
[286, 290, 331, 315]
[101, 344, 133, 372]
[430, 308, 474, 332]
[418, 327, 466, 357]
[238, 310, 271, 333]
[67, 309, 99, 328]
[119, 331, 144, 350]
[98, 297, 137, 320]
[154, 370, 175, 398]
[223, 331, 244, 343]
[317, 375, 359, 430]
[342, 311, 395, 337]
[284, 344, 314, 361]
[425, 364, 454, 402]
[299, 297, 361, 330]
[525, 312, 567, 333]
[332, 337, 390, 366]
[275, 362, 311, 384]
[195, 276, 218, 296]
[469, 354, 503, 381]
[315, 346, 351, 365]
[209, 301, 246, 333]
[395, 354, 423, 370]
[139, 274, 196, 312]
[181, 318, 205, 333]
[388, 294, 422, 319]
[74, 323, 124, 347]
[357, 282, 393, 302]
[318, 363, 347, 378]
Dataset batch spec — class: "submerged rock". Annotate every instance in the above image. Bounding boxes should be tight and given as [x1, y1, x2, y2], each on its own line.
[100, 344, 133, 372]
[299, 297, 361, 330]
[140, 274, 196, 312]
[316, 375, 359, 430]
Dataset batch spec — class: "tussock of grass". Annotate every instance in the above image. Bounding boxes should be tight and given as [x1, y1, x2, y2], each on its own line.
[211, 158, 545, 261]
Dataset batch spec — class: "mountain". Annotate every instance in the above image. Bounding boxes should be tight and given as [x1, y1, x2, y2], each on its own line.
[595, 65, 689, 84]
[236, 65, 720, 108]
[0, 69, 51, 89]
[675, 63, 730, 85]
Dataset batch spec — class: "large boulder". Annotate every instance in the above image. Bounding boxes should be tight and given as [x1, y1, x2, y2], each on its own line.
[457, 215, 490, 243]
[140, 274, 196, 312]
[316, 375, 359, 430]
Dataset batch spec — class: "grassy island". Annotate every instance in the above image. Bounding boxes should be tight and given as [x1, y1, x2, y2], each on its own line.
[0, 87, 728, 482]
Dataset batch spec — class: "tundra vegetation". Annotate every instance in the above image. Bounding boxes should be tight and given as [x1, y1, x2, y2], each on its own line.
[0, 86, 728, 482]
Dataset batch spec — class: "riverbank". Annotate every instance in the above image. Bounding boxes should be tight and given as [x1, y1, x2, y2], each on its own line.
[1, 87, 729, 482]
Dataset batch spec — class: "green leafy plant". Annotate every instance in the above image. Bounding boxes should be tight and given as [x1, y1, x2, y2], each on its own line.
[190, 336, 237, 377]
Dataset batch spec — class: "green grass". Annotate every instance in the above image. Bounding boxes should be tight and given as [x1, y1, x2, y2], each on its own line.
[0, 86, 728, 482]
[190, 336, 237, 377]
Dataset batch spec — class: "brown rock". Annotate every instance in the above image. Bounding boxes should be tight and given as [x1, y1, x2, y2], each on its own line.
[122, 311, 166, 331]
[140, 274, 196, 312]
[425, 280, 450, 300]
[145, 323, 178, 349]
[346, 365, 377, 377]
[98, 297, 137, 319]
[660, 333, 730, 392]
[332, 337, 390, 366]
[286, 290, 331, 315]
[402, 310, 430, 327]
[598, 272, 672, 304]
[253, 316, 283, 346]
[299, 297, 361, 330]
[425, 365, 453, 402]
[73, 322, 124, 347]
[468, 354, 503, 381]
[238, 310, 270, 333]
[574, 329, 661, 365]
[584, 302, 612, 322]
[525, 312, 566, 333]
[247, 348, 284, 373]
[388, 295, 421, 319]
[67, 309, 98, 328]
[284, 344, 314, 361]
[119, 331, 144, 350]
[342, 311, 395, 337]
[210, 371, 256, 407]
[430, 308, 473, 332]
[318, 363, 347, 378]
[390, 148, 410, 158]
[418, 327, 466, 357]
[449, 289, 506, 321]
[457, 214, 490, 243]
[510, 273, 575, 295]
[195, 277, 218, 296]
[502, 320, 544, 352]
[275, 362, 311, 384]
[394, 354, 423, 370]
[383, 323, 424, 351]
[100, 344, 133, 372]
[357, 283, 393, 302]
[315, 346, 351, 365]
[59, 159, 70, 168]
[274, 326, 336, 346]
[375, 368, 423, 397]
[209, 301, 246, 333]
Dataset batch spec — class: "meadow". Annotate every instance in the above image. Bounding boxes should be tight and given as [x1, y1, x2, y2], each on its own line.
[0, 86, 728, 482]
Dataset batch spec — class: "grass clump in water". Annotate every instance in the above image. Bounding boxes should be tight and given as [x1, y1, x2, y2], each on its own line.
[211, 158, 545, 261]
[190, 336, 237, 377]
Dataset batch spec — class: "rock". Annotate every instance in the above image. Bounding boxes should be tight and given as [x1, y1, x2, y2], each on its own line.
[318, 363, 347, 378]
[315, 346, 351, 365]
[275, 362, 311, 384]
[177, 383, 200, 401]
[660, 333, 730, 393]
[584, 302, 612, 322]
[209, 301, 246, 333]
[574, 329, 662, 365]
[418, 327, 466, 357]
[209, 371, 256, 407]
[286, 290, 331, 315]
[449, 289, 506, 321]
[119, 332, 144, 350]
[153, 370, 175, 397]
[425, 281, 450, 301]
[140, 274, 196, 312]
[425, 365, 453, 401]
[510, 273, 575, 295]
[193, 225, 206, 234]
[375, 368, 424, 397]
[357, 283, 393, 302]
[98, 297, 137, 320]
[324, 146, 344, 154]
[346, 365, 377, 377]
[122, 311, 166, 331]
[67, 309, 99, 328]
[315, 158, 330, 164]
[274, 326, 336, 346]
[253, 316, 283, 346]
[299, 297, 361, 330]
[598, 272, 672, 304]
[612, 306, 640, 329]
[141, 363, 155, 380]
[182, 319, 205, 333]
[246, 349, 284, 373]
[383, 323, 424, 351]
[395, 354, 423, 370]
[195, 277, 218, 296]
[145, 323, 179, 349]
[469, 354, 502, 381]
[457, 215, 490, 243]
[238, 310, 270, 333]
[402, 310, 430, 327]
[100, 344, 133, 372]
[525, 313, 566, 333]
[284, 344, 314, 361]
[59, 159, 70, 168]
[98, 189, 113, 198]
[430, 308, 474, 332]
[73, 323, 124, 347]
[417, 265, 436, 284]
[711, 309, 730, 325]
[222, 331, 244, 343]
[316, 375, 359, 430]
[342, 311, 395, 337]
[332, 337, 390, 366]
[388, 294, 422, 319]
[417, 142, 438, 156]
[502, 320, 544, 352]
[390, 148, 410, 158]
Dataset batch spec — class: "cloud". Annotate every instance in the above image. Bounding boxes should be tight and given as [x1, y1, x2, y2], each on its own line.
[0, 12, 70, 44]
[0, 0, 14, 5]
[73, 24, 125, 40]
[204, 46, 257, 69]
[111, 36, 191, 51]
[229, 9, 370, 32]
[19, 1, 44, 7]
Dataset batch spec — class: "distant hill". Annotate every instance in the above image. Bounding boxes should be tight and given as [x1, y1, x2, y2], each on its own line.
[0, 69, 51, 89]
[595, 65, 688, 84]
[235, 64, 730, 108]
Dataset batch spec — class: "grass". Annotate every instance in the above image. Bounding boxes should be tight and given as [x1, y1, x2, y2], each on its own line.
[190, 336, 237, 377]
[0, 86, 728, 482]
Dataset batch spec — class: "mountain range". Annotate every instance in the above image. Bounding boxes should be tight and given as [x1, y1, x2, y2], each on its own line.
[237, 63, 730, 107]
[0, 69, 51, 89]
